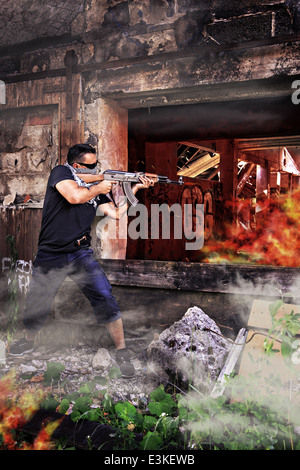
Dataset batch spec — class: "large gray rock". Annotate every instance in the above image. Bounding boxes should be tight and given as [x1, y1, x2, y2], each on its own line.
[146, 306, 231, 393]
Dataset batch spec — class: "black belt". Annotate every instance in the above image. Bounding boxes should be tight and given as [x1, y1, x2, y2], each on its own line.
[74, 234, 91, 247]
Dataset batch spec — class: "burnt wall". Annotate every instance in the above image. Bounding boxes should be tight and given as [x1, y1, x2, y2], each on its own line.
[0, 0, 299, 268]
[0, 1, 297, 207]
[0, 1, 299, 334]
[1, 0, 299, 60]
[0, 106, 59, 202]
[0, 1, 299, 88]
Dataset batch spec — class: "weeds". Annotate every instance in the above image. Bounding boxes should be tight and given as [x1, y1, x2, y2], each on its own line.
[0, 297, 300, 450]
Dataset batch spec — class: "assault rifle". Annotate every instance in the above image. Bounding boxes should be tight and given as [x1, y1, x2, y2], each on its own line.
[81, 170, 184, 207]
[103, 170, 183, 206]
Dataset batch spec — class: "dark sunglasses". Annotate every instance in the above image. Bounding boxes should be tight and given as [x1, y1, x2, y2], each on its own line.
[76, 161, 98, 169]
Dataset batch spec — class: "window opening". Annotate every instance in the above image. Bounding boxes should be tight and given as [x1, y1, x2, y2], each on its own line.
[177, 142, 220, 181]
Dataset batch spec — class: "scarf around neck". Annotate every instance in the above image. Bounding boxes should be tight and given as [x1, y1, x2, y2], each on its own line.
[64, 162, 99, 208]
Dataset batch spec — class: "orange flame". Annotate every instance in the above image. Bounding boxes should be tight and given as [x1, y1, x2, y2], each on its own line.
[33, 418, 63, 450]
[202, 188, 300, 267]
[0, 371, 62, 450]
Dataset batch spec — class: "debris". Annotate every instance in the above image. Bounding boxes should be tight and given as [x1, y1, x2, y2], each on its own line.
[19, 364, 37, 374]
[0, 340, 6, 365]
[92, 348, 112, 371]
[30, 374, 44, 383]
[23, 194, 33, 203]
[3, 192, 16, 206]
[2, 308, 234, 399]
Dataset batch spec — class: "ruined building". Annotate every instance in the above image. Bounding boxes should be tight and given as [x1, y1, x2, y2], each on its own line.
[0, 1, 299, 335]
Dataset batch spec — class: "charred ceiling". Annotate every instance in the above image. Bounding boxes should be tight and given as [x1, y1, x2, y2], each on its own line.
[0, 0, 299, 74]
[0, 0, 299, 50]
[0, 0, 84, 49]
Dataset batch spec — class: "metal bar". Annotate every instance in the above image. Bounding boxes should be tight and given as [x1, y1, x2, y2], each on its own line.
[1, 33, 300, 84]
[210, 327, 248, 398]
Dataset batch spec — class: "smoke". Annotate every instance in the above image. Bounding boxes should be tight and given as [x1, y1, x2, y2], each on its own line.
[176, 276, 300, 449]
[141, 262, 300, 449]
[181, 342, 300, 449]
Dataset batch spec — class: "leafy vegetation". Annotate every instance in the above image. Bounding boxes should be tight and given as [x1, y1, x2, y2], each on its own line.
[1, 297, 300, 450]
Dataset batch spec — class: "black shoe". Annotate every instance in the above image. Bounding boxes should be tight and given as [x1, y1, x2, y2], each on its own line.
[116, 348, 135, 378]
[9, 338, 34, 356]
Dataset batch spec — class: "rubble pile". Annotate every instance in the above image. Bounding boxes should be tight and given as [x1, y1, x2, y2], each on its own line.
[1, 337, 163, 403]
[1, 307, 232, 401]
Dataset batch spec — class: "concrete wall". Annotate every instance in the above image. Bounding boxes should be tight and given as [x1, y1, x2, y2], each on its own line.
[86, 97, 128, 259]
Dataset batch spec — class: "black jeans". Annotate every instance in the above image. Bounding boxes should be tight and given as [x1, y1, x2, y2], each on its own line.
[23, 248, 122, 334]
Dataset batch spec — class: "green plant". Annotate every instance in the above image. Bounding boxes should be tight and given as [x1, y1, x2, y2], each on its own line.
[3, 295, 300, 450]
[37, 297, 300, 450]
[263, 298, 300, 366]
[177, 379, 300, 450]
[43, 362, 65, 384]
[139, 386, 181, 450]
[55, 381, 184, 450]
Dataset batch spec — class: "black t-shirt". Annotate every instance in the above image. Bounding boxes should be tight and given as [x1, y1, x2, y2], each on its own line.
[38, 165, 111, 253]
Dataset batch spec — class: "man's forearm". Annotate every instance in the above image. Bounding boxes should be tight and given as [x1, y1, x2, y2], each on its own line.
[71, 184, 106, 204]
[56, 179, 110, 205]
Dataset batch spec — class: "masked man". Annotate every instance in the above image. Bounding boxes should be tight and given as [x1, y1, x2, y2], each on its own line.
[10, 143, 152, 377]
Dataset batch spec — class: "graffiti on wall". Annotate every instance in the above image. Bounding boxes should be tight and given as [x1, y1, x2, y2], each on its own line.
[1, 257, 32, 294]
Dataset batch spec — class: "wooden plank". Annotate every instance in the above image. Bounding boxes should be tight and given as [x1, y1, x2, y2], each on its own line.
[236, 163, 256, 196]
[238, 328, 300, 383]
[236, 299, 300, 404]
[71, 74, 84, 144]
[211, 327, 248, 398]
[65, 50, 74, 120]
[0, 207, 42, 262]
[178, 153, 220, 178]
[247, 299, 300, 330]
[217, 140, 237, 213]
[99, 259, 300, 298]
